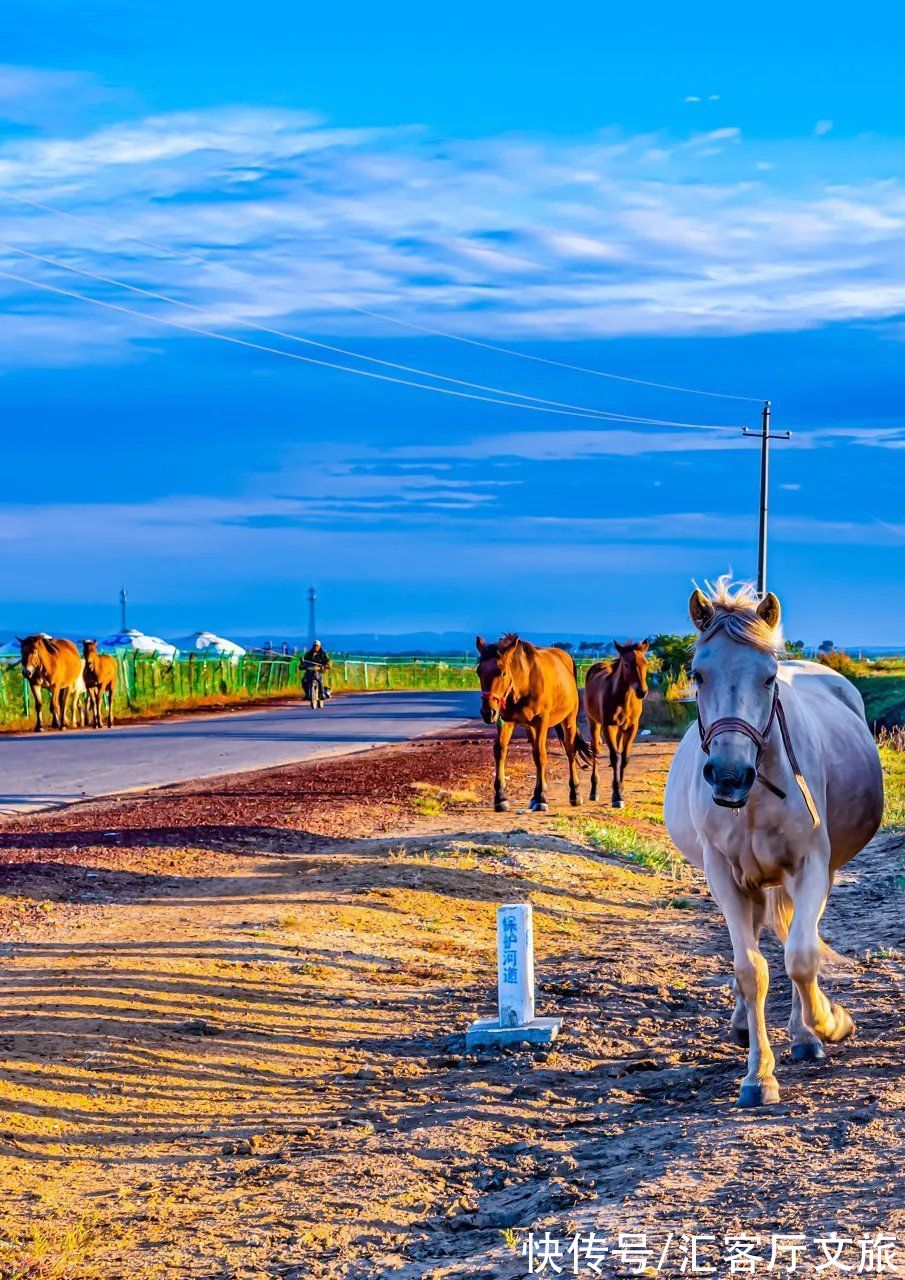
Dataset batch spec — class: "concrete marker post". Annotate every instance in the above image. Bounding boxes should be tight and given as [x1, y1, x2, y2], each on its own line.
[466, 903, 562, 1048]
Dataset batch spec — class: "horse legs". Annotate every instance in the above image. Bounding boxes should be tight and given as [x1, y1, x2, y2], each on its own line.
[588, 721, 601, 801]
[704, 848, 778, 1106]
[529, 719, 549, 811]
[54, 686, 67, 731]
[563, 713, 581, 807]
[493, 719, 515, 812]
[604, 724, 623, 807]
[785, 854, 853, 1058]
[106, 685, 115, 729]
[31, 683, 43, 732]
[729, 896, 766, 1046]
[619, 722, 639, 805]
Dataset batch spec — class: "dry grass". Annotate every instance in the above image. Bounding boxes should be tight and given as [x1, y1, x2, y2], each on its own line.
[409, 781, 478, 816]
[0, 1213, 107, 1280]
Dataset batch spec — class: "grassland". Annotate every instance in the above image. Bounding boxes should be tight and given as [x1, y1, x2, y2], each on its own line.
[854, 671, 905, 730]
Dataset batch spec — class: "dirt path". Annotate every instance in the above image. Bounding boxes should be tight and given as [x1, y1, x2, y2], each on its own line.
[0, 730, 901, 1279]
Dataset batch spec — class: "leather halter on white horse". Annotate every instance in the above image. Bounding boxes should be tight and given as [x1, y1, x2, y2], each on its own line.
[696, 684, 821, 828]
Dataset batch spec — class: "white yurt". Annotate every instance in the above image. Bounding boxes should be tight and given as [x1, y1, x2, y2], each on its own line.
[0, 640, 21, 663]
[178, 631, 246, 660]
[99, 629, 179, 660]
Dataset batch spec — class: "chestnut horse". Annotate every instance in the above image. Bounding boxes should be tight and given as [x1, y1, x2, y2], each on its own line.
[476, 633, 594, 811]
[18, 635, 84, 732]
[585, 640, 649, 808]
[82, 640, 118, 729]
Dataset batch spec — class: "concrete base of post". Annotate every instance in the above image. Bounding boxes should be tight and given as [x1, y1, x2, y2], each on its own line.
[465, 1015, 562, 1049]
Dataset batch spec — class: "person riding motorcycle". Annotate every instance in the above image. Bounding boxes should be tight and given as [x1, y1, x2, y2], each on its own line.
[302, 640, 331, 703]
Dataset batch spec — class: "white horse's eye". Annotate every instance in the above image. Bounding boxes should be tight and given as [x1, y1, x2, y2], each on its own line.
[692, 671, 703, 685]
[765, 675, 776, 686]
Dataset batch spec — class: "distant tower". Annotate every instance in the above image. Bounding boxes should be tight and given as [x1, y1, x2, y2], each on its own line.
[119, 587, 128, 632]
[307, 586, 317, 647]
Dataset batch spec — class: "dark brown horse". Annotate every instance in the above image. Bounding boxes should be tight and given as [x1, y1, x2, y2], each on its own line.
[476, 633, 594, 811]
[585, 640, 649, 808]
[18, 635, 84, 732]
[82, 640, 118, 729]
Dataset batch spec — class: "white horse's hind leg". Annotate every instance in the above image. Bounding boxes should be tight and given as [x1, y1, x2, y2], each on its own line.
[729, 979, 748, 1044]
[785, 855, 854, 1057]
[704, 848, 778, 1105]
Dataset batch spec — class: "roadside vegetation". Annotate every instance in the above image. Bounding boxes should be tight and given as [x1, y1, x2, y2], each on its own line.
[877, 727, 905, 829]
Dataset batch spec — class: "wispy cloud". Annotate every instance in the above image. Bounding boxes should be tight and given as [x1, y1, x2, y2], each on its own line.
[0, 64, 114, 127]
[814, 119, 834, 137]
[0, 92, 904, 366]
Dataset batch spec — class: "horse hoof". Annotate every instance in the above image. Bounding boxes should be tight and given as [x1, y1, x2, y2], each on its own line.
[612, 799, 624, 810]
[737, 1080, 780, 1107]
[728, 1025, 750, 1048]
[530, 801, 548, 812]
[791, 1042, 827, 1062]
[589, 789, 598, 802]
[494, 801, 510, 813]
[570, 794, 582, 807]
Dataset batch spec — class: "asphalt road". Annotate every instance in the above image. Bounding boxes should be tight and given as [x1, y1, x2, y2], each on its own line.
[0, 691, 476, 816]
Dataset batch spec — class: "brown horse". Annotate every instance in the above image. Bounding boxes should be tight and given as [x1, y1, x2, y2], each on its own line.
[476, 633, 594, 811]
[585, 640, 650, 808]
[82, 640, 118, 729]
[18, 635, 84, 732]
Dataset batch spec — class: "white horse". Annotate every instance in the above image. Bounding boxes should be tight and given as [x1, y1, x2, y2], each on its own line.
[664, 579, 883, 1107]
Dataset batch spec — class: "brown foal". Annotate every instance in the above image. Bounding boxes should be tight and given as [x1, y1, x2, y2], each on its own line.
[585, 640, 649, 808]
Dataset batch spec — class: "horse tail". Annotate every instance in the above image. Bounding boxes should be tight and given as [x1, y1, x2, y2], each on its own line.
[573, 730, 596, 764]
[765, 886, 848, 968]
[553, 722, 596, 764]
[765, 886, 793, 943]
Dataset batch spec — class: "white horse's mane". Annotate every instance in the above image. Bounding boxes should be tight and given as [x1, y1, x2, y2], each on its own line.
[695, 575, 785, 658]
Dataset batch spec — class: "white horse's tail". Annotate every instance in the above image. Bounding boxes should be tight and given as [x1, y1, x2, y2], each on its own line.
[766, 886, 848, 968]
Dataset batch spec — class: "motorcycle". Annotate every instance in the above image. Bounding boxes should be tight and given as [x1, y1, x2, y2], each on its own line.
[302, 661, 330, 710]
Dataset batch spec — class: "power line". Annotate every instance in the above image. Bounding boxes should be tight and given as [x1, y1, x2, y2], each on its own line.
[0, 187, 764, 404]
[0, 239, 743, 430]
[346, 305, 766, 404]
[0, 264, 744, 428]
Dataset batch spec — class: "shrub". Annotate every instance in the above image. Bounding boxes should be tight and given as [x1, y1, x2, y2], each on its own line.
[816, 649, 865, 679]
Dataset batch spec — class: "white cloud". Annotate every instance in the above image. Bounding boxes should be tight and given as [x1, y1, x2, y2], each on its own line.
[684, 95, 702, 103]
[815, 119, 834, 137]
[0, 98, 904, 362]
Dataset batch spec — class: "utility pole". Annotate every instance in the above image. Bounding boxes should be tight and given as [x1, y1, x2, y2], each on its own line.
[119, 587, 128, 632]
[743, 401, 791, 597]
[307, 586, 317, 647]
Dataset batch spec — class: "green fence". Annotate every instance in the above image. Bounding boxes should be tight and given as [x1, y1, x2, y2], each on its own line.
[0, 652, 310, 727]
[0, 652, 487, 728]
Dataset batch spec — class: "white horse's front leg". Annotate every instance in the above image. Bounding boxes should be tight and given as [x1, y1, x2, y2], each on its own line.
[785, 852, 853, 1058]
[704, 847, 778, 1106]
[728, 895, 766, 1046]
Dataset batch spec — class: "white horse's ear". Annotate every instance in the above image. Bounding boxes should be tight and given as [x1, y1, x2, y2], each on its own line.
[689, 589, 714, 632]
[475, 635, 487, 654]
[756, 592, 781, 630]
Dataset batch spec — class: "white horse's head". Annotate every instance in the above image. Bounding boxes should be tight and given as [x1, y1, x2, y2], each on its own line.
[689, 578, 783, 809]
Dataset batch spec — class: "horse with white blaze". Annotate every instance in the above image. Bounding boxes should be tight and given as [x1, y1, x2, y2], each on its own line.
[664, 579, 883, 1107]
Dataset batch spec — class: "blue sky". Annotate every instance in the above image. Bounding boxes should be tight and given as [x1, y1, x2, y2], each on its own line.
[0, 1, 903, 643]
